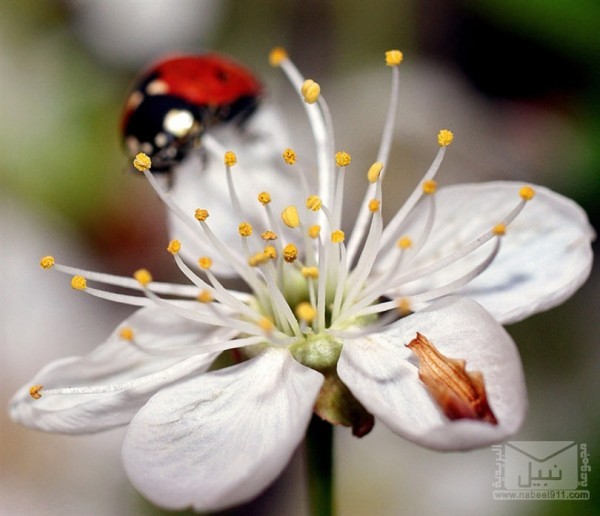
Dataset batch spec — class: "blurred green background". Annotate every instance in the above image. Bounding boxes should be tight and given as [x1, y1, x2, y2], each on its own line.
[1, 1, 598, 515]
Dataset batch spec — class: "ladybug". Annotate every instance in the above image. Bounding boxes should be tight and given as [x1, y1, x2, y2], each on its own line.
[121, 54, 263, 172]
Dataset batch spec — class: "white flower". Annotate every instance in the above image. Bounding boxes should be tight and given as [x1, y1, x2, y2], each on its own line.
[9, 48, 594, 512]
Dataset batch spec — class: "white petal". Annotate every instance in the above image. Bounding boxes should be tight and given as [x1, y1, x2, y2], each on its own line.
[168, 104, 306, 276]
[337, 296, 527, 450]
[9, 306, 235, 433]
[380, 182, 594, 323]
[122, 348, 323, 512]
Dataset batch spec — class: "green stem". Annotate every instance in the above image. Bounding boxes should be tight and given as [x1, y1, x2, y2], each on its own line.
[306, 416, 334, 516]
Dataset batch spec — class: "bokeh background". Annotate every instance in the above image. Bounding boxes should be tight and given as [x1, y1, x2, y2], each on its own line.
[1, 1, 598, 515]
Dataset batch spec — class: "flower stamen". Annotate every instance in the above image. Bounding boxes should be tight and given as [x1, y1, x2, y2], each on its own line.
[274, 50, 335, 216]
[40, 256, 55, 269]
[378, 131, 452, 251]
[41, 258, 200, 298]
[346, 52, 402, 262]
[29, 385, 43, 399]
[119, 327, 135, 341]
[281, 205, 301, 229]
[222, 150, 246, 223]
[71, 275, 87, 290]
[301, 79, 320, 104]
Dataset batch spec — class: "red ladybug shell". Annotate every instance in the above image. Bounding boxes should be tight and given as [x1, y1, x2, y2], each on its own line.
[121, 54, 263, 172]
[148, 55, 262, 107]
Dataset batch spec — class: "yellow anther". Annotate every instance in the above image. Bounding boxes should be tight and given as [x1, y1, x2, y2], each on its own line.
[283, 243, 298, 263]
[281, 205, 300, 228]
[224, 150, 237, 167]
[305, 195, 322, 211]
[295, 302, 317, 323]
[397, 236, 413, 249]
[301, 266, 319, 279]
[119, 327, 134, 341]
[367, 162, 384, 183]
[308, 224, 321, 239]
[264, 245, 277, 259]
[493, 223, 507, 236]
[134, 269, 152, 286]
[40, 256, 55, 269]
[269, 47, 288, 67]
[133, 152, 151, 172]
[257, 192, 271, 205]
[282, 148, 297, 165]
[369, 199, 381, 212]
[194, 208, 209, 222]
[422, 179, 437, 195]
[335, 151, 352, 167]
[167, 239, 181, 255]
[71, 275, 87, 290]
[519, 185, 536, 201]
[197, 290, 214, 303]
[198, 257, 212, 270]
[301, 79, 320, 104]
[300, 79, 313, 96]
[261, 230, 278, 241]
[29, 385, 43, 400]
[248, 252, 270, 267]
[259, 317, 274, 333]
[238, 222, 253, 237]
[385, 49, 404, 66]
[331, 230, 345, 243]
[437, 129, 454, 147]
[397, 297, 412, 316]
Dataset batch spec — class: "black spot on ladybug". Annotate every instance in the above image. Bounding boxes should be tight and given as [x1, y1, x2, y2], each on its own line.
[215, 69, 230, 82]
[121, 54, 263, 173]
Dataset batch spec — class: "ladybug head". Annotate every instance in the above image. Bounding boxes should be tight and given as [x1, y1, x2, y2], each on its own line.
[123, 94, 205, 172]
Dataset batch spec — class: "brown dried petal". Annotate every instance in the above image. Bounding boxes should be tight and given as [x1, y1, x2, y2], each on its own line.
[406, 333, 498, 425]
